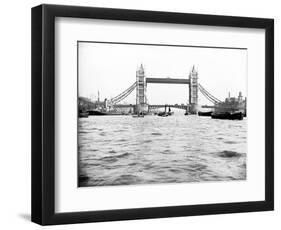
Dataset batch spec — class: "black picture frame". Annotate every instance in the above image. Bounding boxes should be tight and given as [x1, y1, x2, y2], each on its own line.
[31, 4, 274, 225]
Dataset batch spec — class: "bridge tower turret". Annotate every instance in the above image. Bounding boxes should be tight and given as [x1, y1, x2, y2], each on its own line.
[189, 65, 199, 114]
[136, 64, 148, 114]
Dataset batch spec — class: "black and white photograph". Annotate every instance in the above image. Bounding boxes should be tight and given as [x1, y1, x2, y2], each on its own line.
[78, 41, 247, 187]
[29, 3, 274, 226]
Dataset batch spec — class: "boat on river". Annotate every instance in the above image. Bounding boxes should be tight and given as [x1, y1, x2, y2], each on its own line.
[198, 111, 213, 116]
[157, 106, 173, 117]
[87, 110, 123, 116]
[211, 112, 243, 120]
[79, 111, 89, 118]
[157, 111, 169, 117]
[88, 110, 107, 115]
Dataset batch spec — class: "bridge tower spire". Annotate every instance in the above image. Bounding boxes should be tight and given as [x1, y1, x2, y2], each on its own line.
[189, 65, 199, 114]
[136, 64, 148, 114]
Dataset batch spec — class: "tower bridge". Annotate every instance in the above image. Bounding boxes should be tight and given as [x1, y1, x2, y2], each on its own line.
[81, 64, 224, 114]
[115, 64, 200, 114]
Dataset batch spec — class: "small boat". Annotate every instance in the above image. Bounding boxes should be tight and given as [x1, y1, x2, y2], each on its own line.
[157, 112, 168, 117]
[184, 111, 189, 116]
[198, 111, 213, 116]
[167, 107, 174, 116]
[88, 110, 124, 116]
[211, 112, 243, 120]
[88, 110, 107, 116]
[79, 111, 89, 118]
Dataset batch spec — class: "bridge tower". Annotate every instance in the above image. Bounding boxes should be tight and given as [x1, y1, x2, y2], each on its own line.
[189, 65, 199, 114]
[136, 64, 148, 114]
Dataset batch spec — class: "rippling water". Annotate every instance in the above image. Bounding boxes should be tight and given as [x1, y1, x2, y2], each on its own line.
[78, 114, 247, 187]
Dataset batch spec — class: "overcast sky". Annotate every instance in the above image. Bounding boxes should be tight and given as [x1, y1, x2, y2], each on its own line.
[78, 42, 247, 105]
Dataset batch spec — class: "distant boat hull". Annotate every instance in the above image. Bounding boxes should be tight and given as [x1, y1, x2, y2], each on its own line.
[156, 109, 174, 116]
[157, 112, 169, 117]
[88, 110, 107, 115]
[88, 110, 123, 116]
[79, 112, 89, 118]
[211, 112, 243, 120]
[198, 111, 213, 116]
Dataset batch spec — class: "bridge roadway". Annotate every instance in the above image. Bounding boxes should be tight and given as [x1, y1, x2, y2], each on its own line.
[114, 104, 190, 110]
[149, 104, 189, 110]
[146, 78, 190, 84]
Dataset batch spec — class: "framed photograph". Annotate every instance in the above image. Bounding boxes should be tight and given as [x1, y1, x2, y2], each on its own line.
[31, 4, 274, 225]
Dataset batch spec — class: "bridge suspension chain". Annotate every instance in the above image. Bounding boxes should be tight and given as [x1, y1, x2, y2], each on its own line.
[198, 86, 218, 103]
[199, 85, 221, 104]
[199, 88, 217, 104]
[108, 82, 137, 105]
[198, 84, 222, 104]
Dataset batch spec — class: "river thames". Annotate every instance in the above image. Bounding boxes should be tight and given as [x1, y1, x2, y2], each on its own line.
[78, 113, 247, 187]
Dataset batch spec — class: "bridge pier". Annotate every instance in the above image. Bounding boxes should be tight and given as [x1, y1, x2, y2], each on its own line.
[189, 65, 199, 114]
